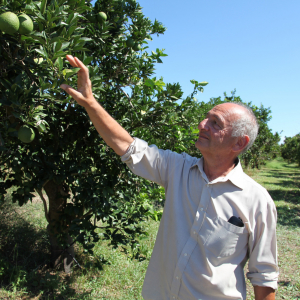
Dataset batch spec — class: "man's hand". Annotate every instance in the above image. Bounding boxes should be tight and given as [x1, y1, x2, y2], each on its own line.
[60, 55, 95, 108]
[59, 55, 134, 156]
[254, 286, 275, 300]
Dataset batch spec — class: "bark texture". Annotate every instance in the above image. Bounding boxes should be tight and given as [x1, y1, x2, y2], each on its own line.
[44, 180, 74, 273]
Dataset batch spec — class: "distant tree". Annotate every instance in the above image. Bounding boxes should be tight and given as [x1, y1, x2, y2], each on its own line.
[281, 134, 300, 166]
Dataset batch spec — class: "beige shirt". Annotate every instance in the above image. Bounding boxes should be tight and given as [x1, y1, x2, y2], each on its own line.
[121, 138, 279, 300]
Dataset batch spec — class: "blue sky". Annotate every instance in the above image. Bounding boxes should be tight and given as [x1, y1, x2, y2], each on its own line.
[93, 0, 300, 142]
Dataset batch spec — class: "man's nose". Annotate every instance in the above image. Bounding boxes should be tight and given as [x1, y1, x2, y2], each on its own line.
[198, 118, 209, 130]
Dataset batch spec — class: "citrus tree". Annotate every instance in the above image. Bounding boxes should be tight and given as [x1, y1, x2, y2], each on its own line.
[0, 0, 207, 272]
[281, 134, 300, 166]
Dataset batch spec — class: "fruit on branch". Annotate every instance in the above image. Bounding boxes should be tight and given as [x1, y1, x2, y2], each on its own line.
[18, 125, 35, 143]
[0, 11, 20, 35]
[18, 14, 33, 35]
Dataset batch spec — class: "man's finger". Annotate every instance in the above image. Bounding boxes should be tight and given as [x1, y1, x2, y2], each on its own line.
[74, 57, 88, 71]
[60, 84, 83, 101]
[66, 55, 87, 72]
[65, 55, 78, 67]
[74, 57, 90, 80]
[66, 56, 90, 82]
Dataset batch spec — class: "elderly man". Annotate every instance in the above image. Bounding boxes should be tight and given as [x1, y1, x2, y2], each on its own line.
[60, 55, 279, 300]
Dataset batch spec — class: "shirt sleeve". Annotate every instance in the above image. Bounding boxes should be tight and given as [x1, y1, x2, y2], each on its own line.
[121, 138, 188, 188]
[246, 191, 279, 290]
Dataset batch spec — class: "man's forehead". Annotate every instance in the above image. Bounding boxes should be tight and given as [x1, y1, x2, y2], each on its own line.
[206, 109, 224, 120]
[210, 103, 244, 119]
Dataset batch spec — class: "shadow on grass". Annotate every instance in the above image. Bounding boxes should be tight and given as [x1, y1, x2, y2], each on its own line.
[282, 163, 300, 169]
[0, 201, 93, 300]
[276, 205, 300, 228]
[268, 188, 300, 204]
[258, 163, 300, 228]
[260, 168, 300, 206]
[262, 169, 300, 180]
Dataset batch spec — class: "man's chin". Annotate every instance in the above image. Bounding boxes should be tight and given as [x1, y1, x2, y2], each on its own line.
[195, 140, 205, 151]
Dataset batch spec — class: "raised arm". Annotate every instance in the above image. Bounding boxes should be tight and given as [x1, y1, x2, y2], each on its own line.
[60, 55, 134, 156]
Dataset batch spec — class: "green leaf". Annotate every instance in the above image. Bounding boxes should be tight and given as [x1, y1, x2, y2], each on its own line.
[61, 42, 71, 50]
[37, 122, 47, 132]
[35, 48, 48, 59]
[66, 25, 77, 38]
[54, 57, 63, 71]
[25, 3, 35, 12]
[63, 68, 80, 79]
[144, 79, 155, 89]
[46, 10, 52, 22]
[50, 36, 64, 44]
[35, 11, 46, 22]
[52, 51, 67, 60]
[66, 12, 75, 24]
[78, 37, 93, 42]
[72, 46, 89, 51]
[31, 36, 46, 45]
[40, 0, 47, 15]
[55, 41, 62, 52]
[12, 112, 21, 119]
[83, 57, 93, 65]
[198, 81, 209, 86]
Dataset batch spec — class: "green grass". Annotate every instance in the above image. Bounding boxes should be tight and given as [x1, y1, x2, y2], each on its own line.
[244, 157, 300, 300]
[0, 157, 299, 299]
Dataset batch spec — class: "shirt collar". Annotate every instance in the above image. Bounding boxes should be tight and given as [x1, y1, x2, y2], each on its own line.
[192, 157, 245, 190]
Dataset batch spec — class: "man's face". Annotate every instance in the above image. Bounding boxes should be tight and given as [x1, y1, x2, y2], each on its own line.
[195, 103, 242, 157]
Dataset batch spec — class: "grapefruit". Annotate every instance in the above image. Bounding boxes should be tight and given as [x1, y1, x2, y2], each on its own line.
[18, 125, 35, 143]
[97, 12, 107, 22]
[18, 14, 33, 35]
[133, 43, 141, 51]
[0, 12, 20, 35]
[126, 38, 134, 48]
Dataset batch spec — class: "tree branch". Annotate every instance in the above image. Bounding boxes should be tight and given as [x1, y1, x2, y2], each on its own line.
[36, 188, 50, 223]
[82, 209, 93, 219]
[0, 132, 4, 147]
[42, 179, 50, 187]
[105, 80, 134, 109]
[118, 86, 134, 108]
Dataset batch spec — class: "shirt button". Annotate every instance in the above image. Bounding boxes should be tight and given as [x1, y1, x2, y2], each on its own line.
[184, 253, 187, 256]
[193, 231, 196, 235]
[176, 276, 179, 280]
[200, 208, 203, 211]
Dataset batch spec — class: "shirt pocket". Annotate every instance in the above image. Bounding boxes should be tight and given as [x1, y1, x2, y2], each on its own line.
[199, 216, 248, 258]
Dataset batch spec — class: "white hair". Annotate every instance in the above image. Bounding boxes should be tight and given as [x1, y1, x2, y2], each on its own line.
[230, 103, 259, 154]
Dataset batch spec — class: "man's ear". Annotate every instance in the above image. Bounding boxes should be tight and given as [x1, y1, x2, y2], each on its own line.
[233, 135, 250, 153]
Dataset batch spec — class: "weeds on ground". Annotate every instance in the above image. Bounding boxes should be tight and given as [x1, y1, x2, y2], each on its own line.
[0, 192, 158, 299]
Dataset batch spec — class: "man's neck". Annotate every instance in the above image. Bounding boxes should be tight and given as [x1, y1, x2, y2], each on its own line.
[203, 156, 238, 182]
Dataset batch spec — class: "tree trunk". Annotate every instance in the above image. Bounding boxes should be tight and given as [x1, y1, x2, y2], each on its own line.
[44, 180, 74, 273]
